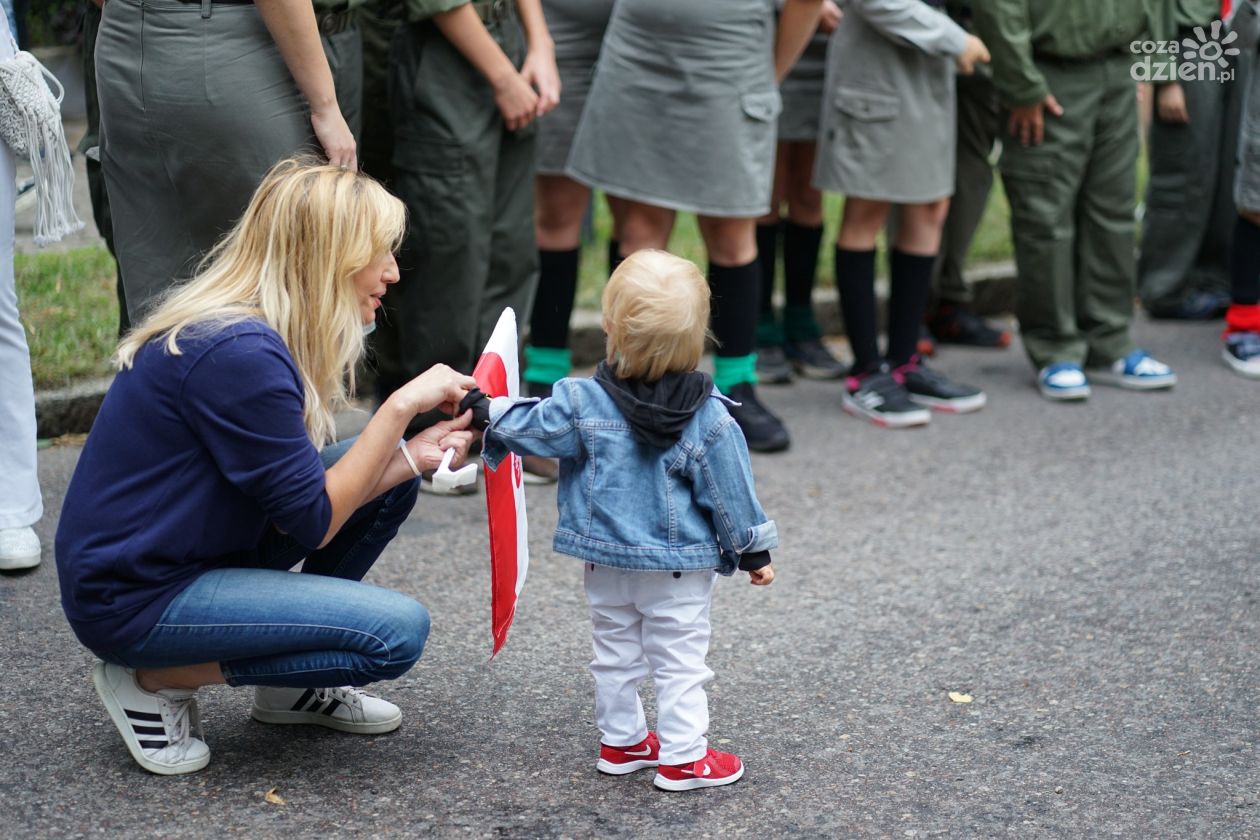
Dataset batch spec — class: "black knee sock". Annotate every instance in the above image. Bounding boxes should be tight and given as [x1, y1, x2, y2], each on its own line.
[783, 221, 823, 308]
[1231, 216, 1260, 306]
[887, 249, 936, 366]
[756, 221, 780, 316]
[834, 246, 879, 373]
[708, 259, 760, 358]
[608, 238, 624, 276]
[530, 248, 580, 348]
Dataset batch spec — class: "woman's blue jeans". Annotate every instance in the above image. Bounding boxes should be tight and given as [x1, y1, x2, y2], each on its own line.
[100, 440, 427, 688]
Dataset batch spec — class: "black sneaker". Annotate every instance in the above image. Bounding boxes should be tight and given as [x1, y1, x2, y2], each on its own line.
[755, 346, 794, 385]
[894, 356, 987, 413]
[928, 304, 1012, 348]
[784, 339, 846, 380]
[725, 382, 791, 452]
[842, 364, 931, 429]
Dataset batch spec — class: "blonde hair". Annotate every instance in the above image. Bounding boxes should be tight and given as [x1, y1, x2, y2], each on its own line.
[601, 249, 710, 381]
[116, 156, 406, 446]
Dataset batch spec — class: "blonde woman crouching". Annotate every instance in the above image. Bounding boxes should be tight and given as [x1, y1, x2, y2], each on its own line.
[55, 157, 477, 776]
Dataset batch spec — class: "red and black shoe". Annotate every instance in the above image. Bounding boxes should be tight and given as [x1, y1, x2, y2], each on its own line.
[653, 748, 745, 791]
[928, 304, 1012, 348]
[597, 731, 660, 775]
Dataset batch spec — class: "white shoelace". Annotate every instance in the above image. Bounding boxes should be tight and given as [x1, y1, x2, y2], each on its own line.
[313, 687, 367, 715]
[155, 692, 201, 760]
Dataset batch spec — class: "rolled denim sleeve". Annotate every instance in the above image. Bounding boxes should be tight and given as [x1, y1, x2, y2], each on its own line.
[691, 417, 779, 564]
[481, 380, 586, 469]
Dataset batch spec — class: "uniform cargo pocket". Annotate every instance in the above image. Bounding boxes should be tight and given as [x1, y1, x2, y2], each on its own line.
[392, 135, 466, 176]
[741, 90, 784, 123]
[833, 86, 899, 122]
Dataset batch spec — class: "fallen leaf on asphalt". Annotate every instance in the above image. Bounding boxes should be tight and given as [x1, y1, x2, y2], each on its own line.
[948, 692, 973, 704]
[264, 787, 286, 806]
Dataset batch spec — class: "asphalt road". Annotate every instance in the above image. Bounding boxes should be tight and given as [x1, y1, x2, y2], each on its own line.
[3, 317, 1256, 838]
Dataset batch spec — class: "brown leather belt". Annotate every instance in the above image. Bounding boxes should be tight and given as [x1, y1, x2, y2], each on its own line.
[317, 8, 356, 35]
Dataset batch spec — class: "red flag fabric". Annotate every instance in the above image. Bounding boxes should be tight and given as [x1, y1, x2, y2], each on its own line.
[472, 308, 529, 656]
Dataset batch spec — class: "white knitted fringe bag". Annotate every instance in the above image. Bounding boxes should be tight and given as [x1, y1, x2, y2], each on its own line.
[0, 40, 83, 245]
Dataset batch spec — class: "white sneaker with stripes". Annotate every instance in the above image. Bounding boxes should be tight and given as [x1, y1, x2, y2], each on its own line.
[251, 686, 402, 734]
[92, 662, 210, 775]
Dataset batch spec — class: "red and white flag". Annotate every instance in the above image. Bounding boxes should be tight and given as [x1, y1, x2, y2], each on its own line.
[472, 308, 529, 657]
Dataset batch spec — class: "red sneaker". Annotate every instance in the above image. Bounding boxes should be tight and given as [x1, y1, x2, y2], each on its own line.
[597, 732, 660, 775]
[653, 748, 744, 791]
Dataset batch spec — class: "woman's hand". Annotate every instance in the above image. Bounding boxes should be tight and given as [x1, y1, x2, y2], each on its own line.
[521, 44, 561, 117]
[393, 364, 479, 417]
[312, 105, 358, 170]
[405, 411, 476, 472]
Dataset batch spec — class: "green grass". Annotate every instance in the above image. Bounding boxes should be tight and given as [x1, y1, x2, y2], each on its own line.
[16, 248, 121, 390]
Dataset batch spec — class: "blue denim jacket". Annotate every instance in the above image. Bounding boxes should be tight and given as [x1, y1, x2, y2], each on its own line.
[480, 377, 778, 574]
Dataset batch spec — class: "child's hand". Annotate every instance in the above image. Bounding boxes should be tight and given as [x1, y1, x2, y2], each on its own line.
[521, 45, 562, 118]
[1156, 82, 1190, 124]
[748, 564, 775, 586]
[819, 0, 842, 33]
[955, 34, 990, 76]
[493, 70, 541, 131]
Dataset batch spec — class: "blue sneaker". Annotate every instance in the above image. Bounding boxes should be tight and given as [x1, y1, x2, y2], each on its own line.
[1038, 362, 1090, 401]
[1088, 349, 1176, 391]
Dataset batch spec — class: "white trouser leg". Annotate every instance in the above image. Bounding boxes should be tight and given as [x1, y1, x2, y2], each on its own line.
[637, 570, 716, 766]
[584, 564, 649, 747]
[0, 18, 40, 531]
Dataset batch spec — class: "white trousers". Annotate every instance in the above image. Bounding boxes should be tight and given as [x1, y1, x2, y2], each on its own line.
[0, 18, 40, 530]
[584, 564, 716, 766]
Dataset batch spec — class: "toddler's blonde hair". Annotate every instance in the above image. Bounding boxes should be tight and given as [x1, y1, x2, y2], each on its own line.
[601, 249, 710, 382]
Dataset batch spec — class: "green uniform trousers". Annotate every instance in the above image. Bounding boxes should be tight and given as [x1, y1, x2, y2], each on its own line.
[935, 70, 1001, 305]
[1138, 56, 1248, 314]
[998, 54, 1138, 370]
[383, 13, 538, 394]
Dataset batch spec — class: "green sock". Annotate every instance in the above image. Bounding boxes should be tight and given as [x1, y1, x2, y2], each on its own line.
[756, 311, 785, 347]
[523, 345, 571, 385]
[713, 354, 757, 393]
[783, 304, 821, 342]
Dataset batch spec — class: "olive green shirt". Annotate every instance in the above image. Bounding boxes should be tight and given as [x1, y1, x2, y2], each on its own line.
[1172, 0, 1222, 29]
[405, 0, 470, 22]
[972, 0, 1174, 105]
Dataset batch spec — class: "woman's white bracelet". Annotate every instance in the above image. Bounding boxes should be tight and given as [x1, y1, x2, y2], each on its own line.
[398, 440, 422, 477]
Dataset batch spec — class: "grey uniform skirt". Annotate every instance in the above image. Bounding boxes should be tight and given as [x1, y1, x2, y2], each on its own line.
[566, 0, 781, 218]
[813, 11, 958, 204]
[97, 0, 313, 320]
[536, 0, 614, 175]
[779, 32, 828, 143]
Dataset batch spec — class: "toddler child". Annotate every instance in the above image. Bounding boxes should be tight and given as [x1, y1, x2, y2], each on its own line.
[472, 249, 779, 791]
